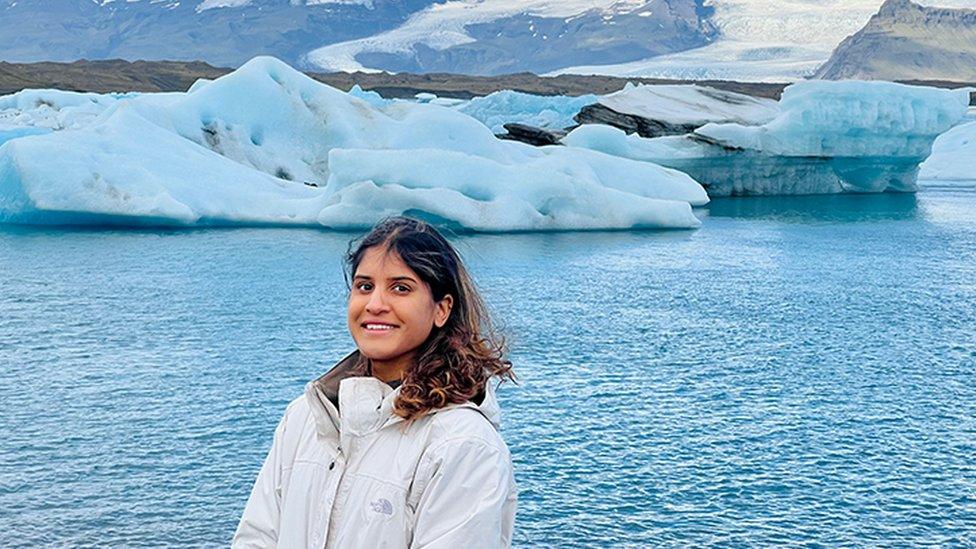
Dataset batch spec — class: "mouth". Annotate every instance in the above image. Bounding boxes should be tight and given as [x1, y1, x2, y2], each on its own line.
[362, 322, 398, 332]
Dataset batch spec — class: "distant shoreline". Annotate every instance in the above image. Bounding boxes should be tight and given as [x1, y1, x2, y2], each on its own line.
[2, 58, 974, 105]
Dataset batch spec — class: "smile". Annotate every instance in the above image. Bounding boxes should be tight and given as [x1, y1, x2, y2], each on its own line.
[363, 323, 397, 331]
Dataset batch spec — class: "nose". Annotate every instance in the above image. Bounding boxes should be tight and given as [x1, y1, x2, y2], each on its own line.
[365, 288, 391, 315]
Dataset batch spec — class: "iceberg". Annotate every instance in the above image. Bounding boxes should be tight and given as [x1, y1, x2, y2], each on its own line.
[346, 84, 391, 108]
[0, 57, 706, 231]
[565, 81, 970, 196]
[0, 89, 125, 132]
[0, 127, 51, 147]
[457, 90, 598, 134]
[919, 120, 976, 182]
[582, 83, 780, 137]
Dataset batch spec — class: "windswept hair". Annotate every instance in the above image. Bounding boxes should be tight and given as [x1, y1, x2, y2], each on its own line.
[345, 216, 514, 421]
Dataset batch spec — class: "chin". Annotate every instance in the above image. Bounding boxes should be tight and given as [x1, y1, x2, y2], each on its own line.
[355, 341, 397, 361]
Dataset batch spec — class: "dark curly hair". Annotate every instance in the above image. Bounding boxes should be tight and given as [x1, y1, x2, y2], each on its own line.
[344, 216, 514, 420]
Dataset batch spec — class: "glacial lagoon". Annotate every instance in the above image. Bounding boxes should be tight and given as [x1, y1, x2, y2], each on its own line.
[2, 186, 975, 546]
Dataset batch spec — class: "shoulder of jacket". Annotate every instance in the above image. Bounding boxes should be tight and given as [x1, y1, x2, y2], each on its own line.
[424, 406, 507, 453]
[284, 392, 308, 414]
[277, 393, 314, 429]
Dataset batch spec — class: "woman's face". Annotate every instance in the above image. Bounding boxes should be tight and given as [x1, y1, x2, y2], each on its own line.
[348, 246, 453, 379]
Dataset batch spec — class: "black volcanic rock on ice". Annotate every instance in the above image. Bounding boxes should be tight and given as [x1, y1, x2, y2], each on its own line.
[574, 84, 779, 138]
[496, 123, 567, 146]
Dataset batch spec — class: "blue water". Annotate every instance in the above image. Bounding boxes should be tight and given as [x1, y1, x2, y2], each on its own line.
[2, 190, 975, 546]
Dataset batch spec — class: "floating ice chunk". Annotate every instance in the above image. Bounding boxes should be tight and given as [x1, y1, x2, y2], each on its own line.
[458, 90, 597, 133]
[596, 84, 780, 127]
[562, 124, 847, 196]
[0, 127, 51, 147]
[0, 56, 705, 230]
[320, 149, 701, 231]
[0, 106, 329, 226]
[347, 84, 390, 107]
[408, 92, 465, 108]
[566, 81, 970, 196]
[563, 124, 706, 161]
[697, 81, 970, 158]
[0, 89, 124, 131]
[919, 121, 976, 182]
[187, 78, 213, 93]
[429, 97, 466, 108]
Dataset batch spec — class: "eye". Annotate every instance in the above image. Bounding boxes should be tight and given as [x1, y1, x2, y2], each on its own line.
[354, 281, 373, 292]
[392, 283, 411, 294]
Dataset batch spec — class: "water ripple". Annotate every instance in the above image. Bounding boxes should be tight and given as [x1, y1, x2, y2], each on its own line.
[1, 192, 975, 546]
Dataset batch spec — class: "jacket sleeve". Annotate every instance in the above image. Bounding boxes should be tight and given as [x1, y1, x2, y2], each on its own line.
[410, 437, 518, 549]
[231, 410, 289, 548]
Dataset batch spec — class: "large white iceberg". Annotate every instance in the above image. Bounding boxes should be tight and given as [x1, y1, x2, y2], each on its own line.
[0, 57, 707, 231]
[566, 80, 970, 196]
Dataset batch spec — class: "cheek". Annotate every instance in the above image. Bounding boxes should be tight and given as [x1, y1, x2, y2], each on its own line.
[405, 302, 438, 335]
[347, 295, 363, 326]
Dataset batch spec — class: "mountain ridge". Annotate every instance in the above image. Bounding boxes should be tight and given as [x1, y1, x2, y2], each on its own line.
[0, 0, 716, 75]
[814, 0, 976, 81]
[2, 58, 973, 107]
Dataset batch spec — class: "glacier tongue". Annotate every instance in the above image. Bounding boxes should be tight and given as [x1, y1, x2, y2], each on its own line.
[0, 56, 706, 230]
[566, 80, 970, 196]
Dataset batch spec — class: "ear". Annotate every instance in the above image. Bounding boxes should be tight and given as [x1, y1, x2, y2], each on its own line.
[433, 294, 454, 328]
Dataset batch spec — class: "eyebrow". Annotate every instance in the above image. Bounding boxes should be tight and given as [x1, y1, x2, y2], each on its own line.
[353, 274, 418, 283]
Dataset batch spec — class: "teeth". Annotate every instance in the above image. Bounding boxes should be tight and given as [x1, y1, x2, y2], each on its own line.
[365, 324, 394, 330]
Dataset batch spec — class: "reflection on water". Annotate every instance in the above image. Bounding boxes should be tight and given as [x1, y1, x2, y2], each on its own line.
[704, 192, 921, 222]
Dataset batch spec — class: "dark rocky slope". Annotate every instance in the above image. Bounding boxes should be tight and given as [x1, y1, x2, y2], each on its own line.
[814, 0, 976, 82]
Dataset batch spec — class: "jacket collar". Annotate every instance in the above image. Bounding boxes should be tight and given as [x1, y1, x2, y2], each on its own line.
[304, 350, 503, 440]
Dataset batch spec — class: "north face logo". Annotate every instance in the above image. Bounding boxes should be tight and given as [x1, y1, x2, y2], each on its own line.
[370, 498, 394, 516]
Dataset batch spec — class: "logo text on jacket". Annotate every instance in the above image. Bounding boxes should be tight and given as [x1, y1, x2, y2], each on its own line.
[370, 498, 394, 516]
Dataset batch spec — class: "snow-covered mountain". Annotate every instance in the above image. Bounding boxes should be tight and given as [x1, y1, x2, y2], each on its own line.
[551, 0, 976, 81]
[0, 0, 716, 74]
[0, 0, 973, 79]
[813, 0, 976, 82]
[0, 0, 435, 69]
[306, 0, 718, 74]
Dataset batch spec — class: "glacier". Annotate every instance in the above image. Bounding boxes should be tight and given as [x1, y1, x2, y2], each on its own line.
[565, 80, 970, 196]
[550, 0, 976, 82]
[0, 56, 706, 231]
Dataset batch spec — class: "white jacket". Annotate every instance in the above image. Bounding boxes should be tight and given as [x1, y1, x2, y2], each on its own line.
[232, 352, 517, 549]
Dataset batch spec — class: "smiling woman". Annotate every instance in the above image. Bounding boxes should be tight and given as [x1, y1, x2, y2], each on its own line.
[233, 216, 517, 549]
[348, 247, 454, 386]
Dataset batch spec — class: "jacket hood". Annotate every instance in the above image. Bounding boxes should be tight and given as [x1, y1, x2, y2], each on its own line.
[303, 350, 503, 439]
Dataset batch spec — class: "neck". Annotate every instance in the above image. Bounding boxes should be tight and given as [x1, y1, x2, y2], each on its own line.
[369, 354, 413, 383]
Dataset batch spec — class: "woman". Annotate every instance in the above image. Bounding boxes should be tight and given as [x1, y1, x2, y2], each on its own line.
[233, 216, 517, 548]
